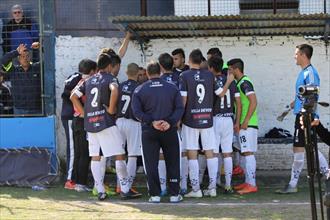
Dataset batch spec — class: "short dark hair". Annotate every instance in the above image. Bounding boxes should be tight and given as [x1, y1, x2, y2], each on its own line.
[78, 59, 97, 75]
[189, 49, 203, 64]
[296, 44, 313, 59]
[158, 53, 173, 71]
[227, 58, 244, 73]
[171, 48, 185, 59]
[100, 48, 117, 57]
[207, 48, 222, 58]
[146, 62, 160, 76]
[97, 53, 112, 69]
[109, 54, 121, 67]
[208, 56, 223, 73]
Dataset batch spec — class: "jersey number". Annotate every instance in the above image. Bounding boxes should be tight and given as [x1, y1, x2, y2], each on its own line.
[196, 84, 205, 104]
[220, 90, 231, 109]
[91, 87, 98, 107]
[121, 95, 131, 114]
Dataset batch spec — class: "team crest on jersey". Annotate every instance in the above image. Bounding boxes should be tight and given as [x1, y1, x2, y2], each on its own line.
[123, 84, 129, 92]
[166, 76, 172, 82]
[194, 73, 200, 81]
[91, 77, 98, 84]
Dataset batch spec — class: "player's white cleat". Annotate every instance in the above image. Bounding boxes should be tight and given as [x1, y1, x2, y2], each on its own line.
[203, 188, 217, 197]
[148, 196, 161, 203]
[184, 189, 203, 198]
[170, 194, 183, 203]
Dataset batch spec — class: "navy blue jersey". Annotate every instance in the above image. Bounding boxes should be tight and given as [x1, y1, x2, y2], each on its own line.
[61, 72, 82, 120]
[160, 72, 179, 88]
[180, 69, 215, 128]
[132, 78, 184, 129]
[173, 65, 189, 77]
[213, 75, 239, 117]
[117, 79, 139, 120]
[75, 72, 118, 133]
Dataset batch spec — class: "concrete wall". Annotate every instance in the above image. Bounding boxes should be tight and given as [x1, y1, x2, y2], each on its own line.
[55, 35, 330, 169]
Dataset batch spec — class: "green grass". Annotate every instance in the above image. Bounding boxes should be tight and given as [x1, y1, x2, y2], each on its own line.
[0, 185, 325, 220]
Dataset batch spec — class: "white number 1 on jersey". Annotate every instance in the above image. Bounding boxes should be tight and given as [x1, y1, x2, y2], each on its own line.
[220, 90, 231, 109]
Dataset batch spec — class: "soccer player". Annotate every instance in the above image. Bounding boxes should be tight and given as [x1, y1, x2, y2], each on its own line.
[225, 58, 258, 195]
[276, 44, 328, 194]
[71, 59, 96, 192]
[206, 47, 228, 75]
[172, 48, 189, 76]
[208, 56, 241, 193]
[116, 63, 142, 196]
[132, 62, 184, 203]
[180, 49, 218, 198]
[71, 53, 139, 200]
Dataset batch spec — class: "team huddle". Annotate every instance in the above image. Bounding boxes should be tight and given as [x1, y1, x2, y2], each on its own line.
[64, 43, 259, 203]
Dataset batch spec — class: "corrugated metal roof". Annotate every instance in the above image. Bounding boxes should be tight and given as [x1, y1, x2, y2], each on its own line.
[110, 14, 330, 39]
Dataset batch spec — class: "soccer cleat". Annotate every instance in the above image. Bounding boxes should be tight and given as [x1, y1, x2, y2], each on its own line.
[203, 188, 217, 197]
[75, 184, 91, 192]
[275, 185, 298, 194]
[233, 183, 248, 191]
[98, 192, 108, 201]
[224, 186, 234, 194]
[148, 196, 161, 203]
[184, 189, 203, 198]
[116, 186, 121, 194]
[237, 184, 258, 195]
[170, 194, 183, 203]
[160, 189, 168, 197]
[233, 166, 244, 176]
[92, 185, 116, 196]
[64, 180, 76, 190]
[120, 189, 142, 199]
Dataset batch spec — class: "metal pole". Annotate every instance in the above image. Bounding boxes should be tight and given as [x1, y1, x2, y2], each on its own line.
[208, 0, 211, 16]
[38, 0, 44, 115]
[141, 0, 147, 16]
[273, 0, 277, 14]
[324, 0, 327, 14]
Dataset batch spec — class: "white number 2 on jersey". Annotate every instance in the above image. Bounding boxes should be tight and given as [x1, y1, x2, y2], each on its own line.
[121, 95, 131, 114]
[220, 90, 231, 109]
[90, 87, 98, 107]
[196, 84, 205, 104]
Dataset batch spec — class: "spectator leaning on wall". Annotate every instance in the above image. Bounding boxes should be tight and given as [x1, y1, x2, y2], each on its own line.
[2, 4, 39, 62]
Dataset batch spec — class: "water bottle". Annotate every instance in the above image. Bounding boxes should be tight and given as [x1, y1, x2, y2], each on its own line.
[32, 185, 46, 191]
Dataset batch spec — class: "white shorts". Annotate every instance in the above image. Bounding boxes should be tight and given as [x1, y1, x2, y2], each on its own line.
[213, 117, 233, 154]
[116, 118, 142, 156]
[182, 124, 216, 151]
[88, 126, 125, 157]
[238, 128, 258, 153]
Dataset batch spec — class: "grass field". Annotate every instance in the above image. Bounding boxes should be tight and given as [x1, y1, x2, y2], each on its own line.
[0, 184, 326, 220]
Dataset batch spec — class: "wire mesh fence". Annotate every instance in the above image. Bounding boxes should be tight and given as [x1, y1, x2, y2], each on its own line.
[174, 0, 329, 16]
[0, 1, 43, 117]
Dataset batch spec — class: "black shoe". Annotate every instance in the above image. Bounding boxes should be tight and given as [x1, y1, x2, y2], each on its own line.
[98, 192, 108, 201]
[120, 189, 142, 200]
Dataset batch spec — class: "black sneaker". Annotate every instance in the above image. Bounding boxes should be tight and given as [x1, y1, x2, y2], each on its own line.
[120, 189, 142, 200]
[98, 192, 108, 201]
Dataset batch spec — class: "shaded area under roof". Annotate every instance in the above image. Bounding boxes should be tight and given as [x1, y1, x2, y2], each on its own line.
[110, 13, 330, 39]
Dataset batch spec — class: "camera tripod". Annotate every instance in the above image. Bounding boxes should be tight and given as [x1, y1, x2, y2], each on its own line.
[301, 107, 325, 220]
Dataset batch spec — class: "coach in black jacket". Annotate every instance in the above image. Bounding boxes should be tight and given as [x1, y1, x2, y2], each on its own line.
[132, 62, 184, 203]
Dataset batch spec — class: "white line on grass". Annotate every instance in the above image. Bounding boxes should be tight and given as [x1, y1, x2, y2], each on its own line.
[114, 202, 318, 206]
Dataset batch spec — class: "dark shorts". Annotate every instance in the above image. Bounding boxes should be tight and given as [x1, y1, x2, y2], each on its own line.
[293, 114, 304, 147]
[293, 113, 316, 147]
